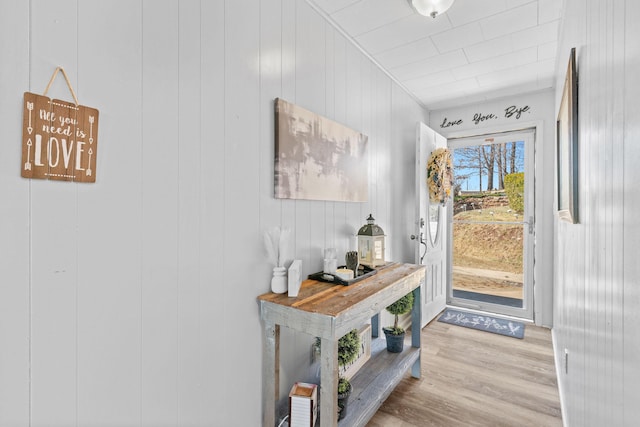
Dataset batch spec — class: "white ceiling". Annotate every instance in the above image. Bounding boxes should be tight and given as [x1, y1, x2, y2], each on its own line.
[308, 0, 562, 111]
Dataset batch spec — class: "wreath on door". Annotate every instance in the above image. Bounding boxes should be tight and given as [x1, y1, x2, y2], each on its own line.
[427, 148, 453, 205]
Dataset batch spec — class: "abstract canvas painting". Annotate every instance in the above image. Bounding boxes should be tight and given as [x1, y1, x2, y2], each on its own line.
[274, 98, 368, 202]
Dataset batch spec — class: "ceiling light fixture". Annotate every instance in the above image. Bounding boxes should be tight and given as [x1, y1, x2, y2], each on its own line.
[410, 0, 455, 18]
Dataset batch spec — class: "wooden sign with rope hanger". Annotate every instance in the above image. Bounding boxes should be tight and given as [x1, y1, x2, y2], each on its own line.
[21, 66, 99, 182]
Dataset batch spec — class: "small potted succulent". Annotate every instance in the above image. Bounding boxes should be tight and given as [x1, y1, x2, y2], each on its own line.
[383, 291, 414, 353]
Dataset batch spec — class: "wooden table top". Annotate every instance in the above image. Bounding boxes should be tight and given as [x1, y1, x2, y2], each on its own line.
[257, 262, 424, 318]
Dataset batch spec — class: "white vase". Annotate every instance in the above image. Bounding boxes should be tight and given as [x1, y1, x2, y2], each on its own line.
[271, 266, 287, 294]
[323, 258, 337, 274]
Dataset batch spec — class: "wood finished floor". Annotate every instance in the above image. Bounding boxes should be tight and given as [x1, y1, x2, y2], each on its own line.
[367, 315, 563, 427]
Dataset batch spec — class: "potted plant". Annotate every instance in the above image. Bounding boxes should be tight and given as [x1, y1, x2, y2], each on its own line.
[314, 329, 360, 421]
[313, 329, 360, 366]
[338, 328, 360, 367]
[383, 291, 414, 353]
[337, 328, 359, 420]
[337, 376, 352, 420]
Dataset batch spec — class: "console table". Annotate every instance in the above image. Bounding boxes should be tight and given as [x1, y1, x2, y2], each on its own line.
[257, 262, 425, 427]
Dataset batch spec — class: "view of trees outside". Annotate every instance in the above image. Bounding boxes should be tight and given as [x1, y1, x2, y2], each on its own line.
[451, 141, 525, 305]
[453, 141, 524, 193]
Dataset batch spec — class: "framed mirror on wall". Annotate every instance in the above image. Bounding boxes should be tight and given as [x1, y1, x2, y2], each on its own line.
[556, 47, 579, 224]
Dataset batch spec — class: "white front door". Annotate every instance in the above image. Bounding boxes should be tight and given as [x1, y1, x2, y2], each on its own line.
[415, 122, 448, 327]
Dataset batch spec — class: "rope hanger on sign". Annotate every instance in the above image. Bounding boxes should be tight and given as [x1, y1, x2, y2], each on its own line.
[42, 66, 79, 106]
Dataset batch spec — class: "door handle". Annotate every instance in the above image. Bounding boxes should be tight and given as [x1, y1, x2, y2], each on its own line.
[410, 232, 428, 263]
[525, 216, 534, 234]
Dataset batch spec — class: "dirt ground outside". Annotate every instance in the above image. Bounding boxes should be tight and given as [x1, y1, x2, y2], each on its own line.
[453, 200, 524, 301]
[452, 266, 523, 300]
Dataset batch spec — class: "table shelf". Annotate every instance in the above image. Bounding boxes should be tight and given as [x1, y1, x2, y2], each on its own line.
[340, 336, 420, 426]
[258, 262, 425, 427]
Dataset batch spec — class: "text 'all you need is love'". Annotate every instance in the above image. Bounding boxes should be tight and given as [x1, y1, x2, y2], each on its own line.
[21, 91, 99, 183]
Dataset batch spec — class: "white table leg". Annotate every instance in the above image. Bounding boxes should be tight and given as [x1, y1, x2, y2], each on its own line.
[263, 322, 279, 426]
[411, 287, 421, 379]
[320, 337, 338, 426]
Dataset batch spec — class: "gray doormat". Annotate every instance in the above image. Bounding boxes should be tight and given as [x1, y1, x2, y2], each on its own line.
[437, 308, 525, 339]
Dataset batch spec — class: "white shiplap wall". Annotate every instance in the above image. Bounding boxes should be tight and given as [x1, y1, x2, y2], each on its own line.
[553, 0, 640, 426]
[0, 0, 427, 425]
